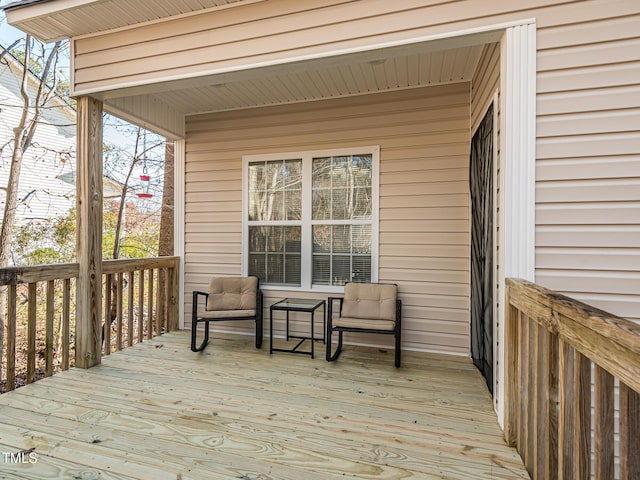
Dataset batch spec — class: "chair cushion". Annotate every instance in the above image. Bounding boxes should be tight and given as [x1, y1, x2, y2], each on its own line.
[333, 316, 396, 331]
[197, 309, 256, 319]
[341, 283, 397, 322]
[206, 276, 257, 311]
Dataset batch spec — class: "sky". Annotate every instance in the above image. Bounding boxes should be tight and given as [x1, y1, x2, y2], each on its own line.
[0, 9, 167, 204]
[0, 3, 25, 47]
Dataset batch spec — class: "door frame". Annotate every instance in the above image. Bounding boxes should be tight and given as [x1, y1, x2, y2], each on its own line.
[496, 23, 537, 426]
[470, 100, 497, 395]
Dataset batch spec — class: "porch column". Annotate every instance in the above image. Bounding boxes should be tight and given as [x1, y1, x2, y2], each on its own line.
[76, 95, 103, 368]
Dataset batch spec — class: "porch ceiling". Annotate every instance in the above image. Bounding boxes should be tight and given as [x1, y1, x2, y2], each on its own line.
[148, 43, 487, 116]
[99, 34, 498, 138]
[100, 30, 500, 133]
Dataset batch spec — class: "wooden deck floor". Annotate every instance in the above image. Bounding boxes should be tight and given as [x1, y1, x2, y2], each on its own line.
[0, 331, 529, 479]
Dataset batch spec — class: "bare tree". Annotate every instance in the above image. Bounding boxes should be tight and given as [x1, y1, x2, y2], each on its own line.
[0, 36, 65, 382]
[0, 37, 64, 267]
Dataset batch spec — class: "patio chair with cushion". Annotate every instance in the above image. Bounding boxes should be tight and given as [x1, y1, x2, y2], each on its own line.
[326, 282, 402, 367]
[191, 276, 263, 352]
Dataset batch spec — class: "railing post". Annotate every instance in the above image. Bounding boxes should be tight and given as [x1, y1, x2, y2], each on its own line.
[574, 351, 591, 479]
[45, 280, 55, 377]
[76, 95, 103, 369]
[62, 278, 71, 370]
[620, 383, 640, 480]
[6, 284, 16, 391]
[27, 283, 36, 383]
[558, 341, 575, 480]
[533, 322, 547, 480]
[594, 365, 614, 480]
[545, 330, 559, 480]
[503, 283, 519, 447]
[168, 261, 179, 331]
[138, 269, 145, 343]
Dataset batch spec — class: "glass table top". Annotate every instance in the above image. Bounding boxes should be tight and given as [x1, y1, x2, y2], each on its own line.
[271, 298, 325, 311]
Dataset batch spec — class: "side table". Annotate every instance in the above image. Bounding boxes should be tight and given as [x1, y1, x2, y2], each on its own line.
[269, 298, 326, 359]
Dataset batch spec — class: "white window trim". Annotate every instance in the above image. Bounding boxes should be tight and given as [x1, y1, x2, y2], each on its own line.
[242, 145, 380, 293]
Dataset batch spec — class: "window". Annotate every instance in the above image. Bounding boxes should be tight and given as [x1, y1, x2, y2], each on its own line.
[243, 147, 379, 290]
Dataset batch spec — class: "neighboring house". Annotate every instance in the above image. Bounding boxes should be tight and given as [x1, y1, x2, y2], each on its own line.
[0, 46, 76, 227]
[6, 0, 639, 424]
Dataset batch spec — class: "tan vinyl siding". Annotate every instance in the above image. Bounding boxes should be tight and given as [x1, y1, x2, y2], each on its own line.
[185, 84, 471, 355]
[535, 8, 640, 322]
[470, 42, 499, 133]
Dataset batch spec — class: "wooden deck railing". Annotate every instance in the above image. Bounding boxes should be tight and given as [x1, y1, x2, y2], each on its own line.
[504, 278, 640, 480]
[0, 256, 179, 393]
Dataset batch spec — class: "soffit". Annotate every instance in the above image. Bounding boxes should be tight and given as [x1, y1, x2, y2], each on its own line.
[161, 44, 484, 115]
[5, 0, 251, 42]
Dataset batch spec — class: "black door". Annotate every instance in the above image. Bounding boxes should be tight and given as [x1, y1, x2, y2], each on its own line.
[470, 104, 494, 395]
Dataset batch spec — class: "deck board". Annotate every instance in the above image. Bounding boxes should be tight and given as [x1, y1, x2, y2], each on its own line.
[0, 331, 529, 479]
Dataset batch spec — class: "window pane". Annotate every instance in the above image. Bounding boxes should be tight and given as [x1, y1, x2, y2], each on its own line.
[331, 188, 348, 220]
[332, 256, 350, 286]
[352, 187, 372, 219]
[283, 159, 302, 189]
[267, 227, 284, 252]
[312, 155, 372, 221]
[249, 226, 300, 286]
[331, 156, 348, 188]
[312, 189, 330, 220]
[249, 226, 266, 252]
[313, 225, 331, 253]
[269, 191, 284, 221]
[332, 225, 351, 253]
[312, 224, 371, 286]
[248, 254, 266, 280]
[284, 254, 301, 286]
[266, 160, 283, 190]
[352, 225, 371, 254]
[267, 254, 284, 284]
[249, 159, 302, 221]
[352, 256, 371, 283]
[312, 158, 332, 189]
[284, 159, 302, 221]
[284, 226, 301, 252]
[249, 163, 266, 192]
[285, 190, 301, 220]
[352, 155, 372, 182]
[312, 255, 330, 285]
[248, 190, 266, 221]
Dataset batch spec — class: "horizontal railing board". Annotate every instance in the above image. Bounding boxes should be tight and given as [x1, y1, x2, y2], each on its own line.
[505, 277, 640, 480]
[0, 263, 79, 285]
[506, 278, 640, 393]
[0, 257, 180, 285]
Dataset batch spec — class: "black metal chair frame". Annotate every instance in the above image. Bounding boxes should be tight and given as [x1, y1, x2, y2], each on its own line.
[326, 283, 402, 368]
[191, 281, 263, 352]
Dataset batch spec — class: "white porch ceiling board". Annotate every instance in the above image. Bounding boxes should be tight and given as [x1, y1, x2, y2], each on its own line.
[462, 44, 485, 80]
[148, 45, 486, 117]
[337, 64, 359, 95]
[441, 49, 458, 82]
